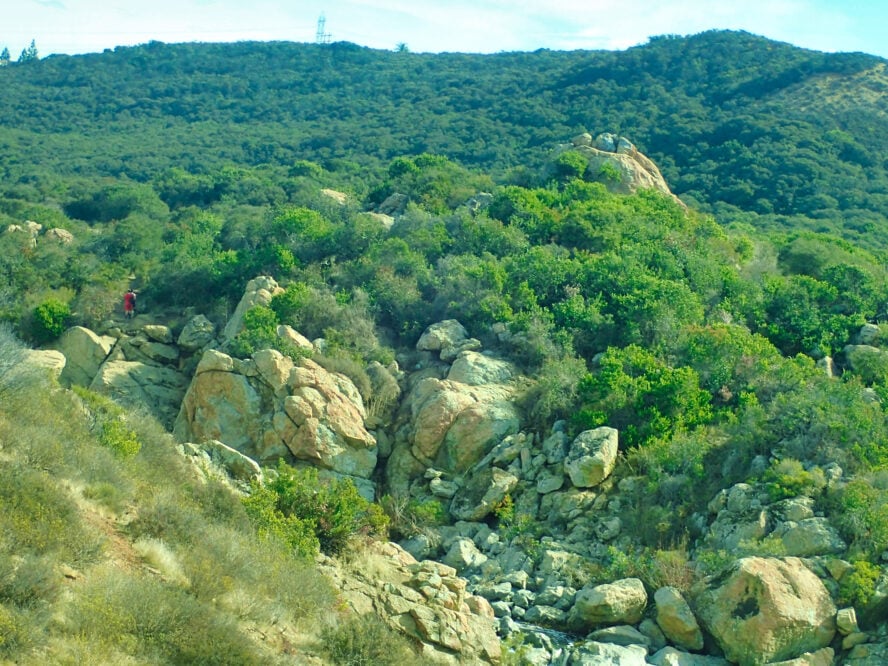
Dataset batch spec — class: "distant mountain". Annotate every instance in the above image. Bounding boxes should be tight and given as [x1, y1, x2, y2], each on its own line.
[0, 30, 886, 243]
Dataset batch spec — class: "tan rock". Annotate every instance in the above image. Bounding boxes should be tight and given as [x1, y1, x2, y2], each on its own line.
[56, 326, 116, 387]
[564, 427, 619, 488]
[569, 578, 648, 630]
[91, 359, 189, 428]
[221, 275, 283, 341]
[692, 557, 836, 665]
[319, 541, 500, 664]
[655, 586, 703, 651]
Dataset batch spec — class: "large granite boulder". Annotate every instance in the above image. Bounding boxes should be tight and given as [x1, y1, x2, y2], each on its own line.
[174, 349, 377, 480]
[90, 360, 189, 428]
[405, 376, 520, 474]
[56, 326, 116, 387]
[692, 557, 836, 665]
[319, 541, 500, 664]
[416, 319, 481, 362]
[568, 578, 647, 630]
[564, 427, 619, 488]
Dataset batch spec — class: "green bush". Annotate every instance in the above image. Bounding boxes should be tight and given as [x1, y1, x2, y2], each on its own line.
[838, 560, 882, 609]
[320, 613, 418, 666]
[381, 495, 446, 540]
[243, 462, 388, 557]
[99, 419, 142, 458]
[31, 297, 70, 343]
[761, 458, 826, 501]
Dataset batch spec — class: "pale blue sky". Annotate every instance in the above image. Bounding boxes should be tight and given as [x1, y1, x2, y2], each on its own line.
[5, 0, 887, 59]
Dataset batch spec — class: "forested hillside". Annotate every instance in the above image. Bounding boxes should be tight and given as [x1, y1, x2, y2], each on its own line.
[1, 30, 886, 243]
[2, 30, 888, 665]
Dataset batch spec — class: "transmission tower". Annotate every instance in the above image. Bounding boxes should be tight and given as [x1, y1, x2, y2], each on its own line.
[315, 14, 331, 44]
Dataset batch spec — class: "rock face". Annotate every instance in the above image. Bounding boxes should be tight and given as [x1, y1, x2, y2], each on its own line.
[692, 557, 836, 665]
[56, 326, 116, 387]
[319, 541, 500, 664]
[174, 349, 377, 481]
[91, 360, 189, 428]
[567, 132, 684, 206]
[563, 427, 619, 488]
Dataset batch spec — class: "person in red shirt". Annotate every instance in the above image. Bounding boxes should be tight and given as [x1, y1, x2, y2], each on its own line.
[123, 289, 136, 319]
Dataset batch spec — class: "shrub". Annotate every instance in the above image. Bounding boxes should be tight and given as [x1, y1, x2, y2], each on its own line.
[320, 613, 418, 665]
[838, 560, 882, 609]
[99, 419, 142, 458]
[381, 495, 446, 540]
[761, 458, 826, 501]
[31, 297, 70, 343]
[243, 463, 388, 557]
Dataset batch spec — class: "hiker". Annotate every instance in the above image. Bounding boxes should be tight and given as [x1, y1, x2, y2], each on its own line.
[123, 289, 137, 319]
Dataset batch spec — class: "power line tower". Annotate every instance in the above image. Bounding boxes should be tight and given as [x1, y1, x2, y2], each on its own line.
[315, 14, 331, 44]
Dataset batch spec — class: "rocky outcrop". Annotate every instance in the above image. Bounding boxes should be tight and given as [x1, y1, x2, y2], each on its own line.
[567, 132, 684, 205]
[692, 557, 836, 665]
[174, 349, 377, 482]
[177, 315, 217, 352]
[404, 377, 519, 475]
[319, 541, 500, 664]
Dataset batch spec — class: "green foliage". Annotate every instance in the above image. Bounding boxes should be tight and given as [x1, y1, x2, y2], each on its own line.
[761, 458, 826, 500]
[838, 560, 882, 609]
[831, 478, 888, 559]
[380, 495, 447, 540]
[320, 613, 419, 665]
[99, 419, 142, 458]
[553, 151, 589, 181]
[243, 462, 388, 557]
[30, 297, 70, 343]
[575, 345, 712, 448]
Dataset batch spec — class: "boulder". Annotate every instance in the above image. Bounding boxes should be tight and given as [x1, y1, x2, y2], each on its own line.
[319, 541, 500, 664]
[564, 133, 684, 206]
[564, 427, 619, 488]
[416, 319, 482, 361]
[90, 360, 189, 428]
[588, 624, 651, 648]
[221, 275, 283, 342]
[654, 586, 703, 652]
[855, 323, 881, 345]
[23, 349, 66, 380]
[773, 517, 846, 556]
[405, 376, 519, 474]
[142, 324, 173, 344]
[844, 641, 888, 665]
[44, 227, 74, 244]
[56, 326, 116, 387]
[363, 211, 395, 230]
[320, 188, 348, 205]
[447, 351, 515, 386]
[692, 557, 836, 665]
[568, 578, 647, 630]
[177, 314, 216, 352]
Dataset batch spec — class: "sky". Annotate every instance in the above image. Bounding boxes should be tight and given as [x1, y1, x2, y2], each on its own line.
[4, 0, 888, 60]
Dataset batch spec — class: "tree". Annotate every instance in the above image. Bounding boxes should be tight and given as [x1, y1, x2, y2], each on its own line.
[0, 47, 10, 65]
[18, 39, 38, 63]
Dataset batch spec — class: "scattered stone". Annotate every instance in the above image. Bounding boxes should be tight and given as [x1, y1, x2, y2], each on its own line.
[563, 427, 619, 488]
[654, 586, 703, 651]
[568, 578, 647, 630]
